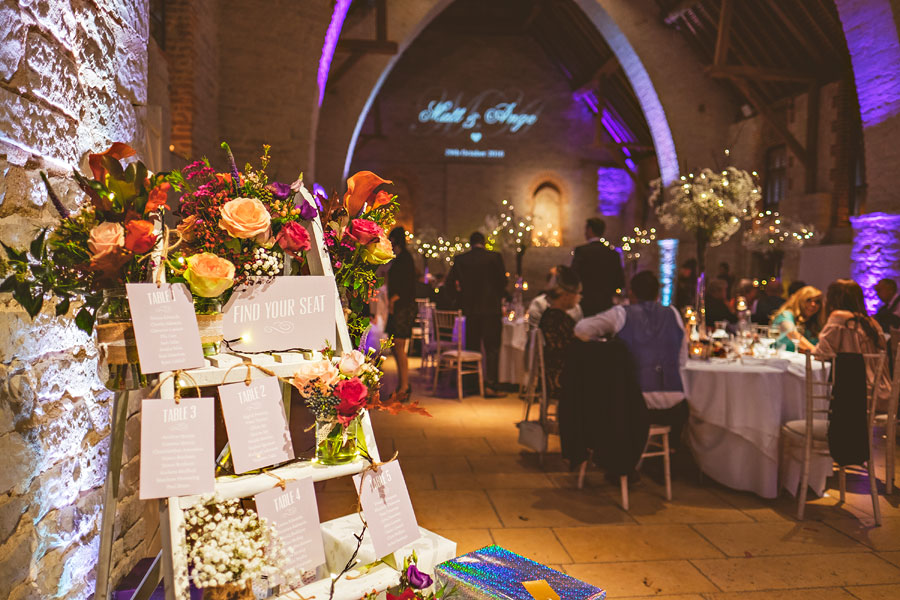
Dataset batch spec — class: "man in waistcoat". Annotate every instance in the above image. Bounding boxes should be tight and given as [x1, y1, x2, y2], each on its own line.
[574, 270, 688, 446]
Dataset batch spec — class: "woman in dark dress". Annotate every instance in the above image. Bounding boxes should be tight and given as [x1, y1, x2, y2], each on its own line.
[386, 227, 417, 400]
[539, 265, 582, 398]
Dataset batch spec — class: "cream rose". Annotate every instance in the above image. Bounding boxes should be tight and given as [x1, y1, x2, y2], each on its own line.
[292, 359, 340, 395]
[88, 222, 125, 256]
[338, 350, 366, 376]
[219, 197, 272, 241]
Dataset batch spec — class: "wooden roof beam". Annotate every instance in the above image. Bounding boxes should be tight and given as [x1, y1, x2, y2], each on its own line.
[337, 0, 398, 54]
[571, 55, 618, 93]
[706, 65, 814, 83]
[714, 0, 734, 67]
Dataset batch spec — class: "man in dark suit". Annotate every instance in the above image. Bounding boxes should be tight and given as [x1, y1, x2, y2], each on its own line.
[571, 217, 625, 317]
[445, 231, 508, 397]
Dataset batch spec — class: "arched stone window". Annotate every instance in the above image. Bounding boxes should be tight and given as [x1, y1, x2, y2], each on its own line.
[531, 182, 562, 247]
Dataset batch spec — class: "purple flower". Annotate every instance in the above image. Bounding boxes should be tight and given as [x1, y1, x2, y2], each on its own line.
[297, 198, 318, 220]
[269, 182, 292, 200]
[406, 564, 432, 589]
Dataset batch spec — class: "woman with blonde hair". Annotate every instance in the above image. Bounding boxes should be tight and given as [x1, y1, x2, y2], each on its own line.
[771, 285, 823, 352]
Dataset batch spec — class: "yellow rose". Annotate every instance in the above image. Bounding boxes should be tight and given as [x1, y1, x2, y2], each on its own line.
[362, 233, 394, 265]
[87, 222, 125, 256]
[219, 197, 272, 242]
[183, 253, 236, 298]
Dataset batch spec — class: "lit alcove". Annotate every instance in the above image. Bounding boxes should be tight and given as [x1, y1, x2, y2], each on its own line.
[531, 181, 562, 247]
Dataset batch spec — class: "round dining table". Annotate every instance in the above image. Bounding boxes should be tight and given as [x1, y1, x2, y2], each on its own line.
[682, 353, 832, 499]
[498, 318, 528, 385]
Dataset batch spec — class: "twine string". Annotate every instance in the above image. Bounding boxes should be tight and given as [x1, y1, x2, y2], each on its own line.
[147, 369, 202, 403]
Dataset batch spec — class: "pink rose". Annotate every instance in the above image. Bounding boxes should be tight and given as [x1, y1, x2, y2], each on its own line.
[276, 221, 311, 258]
[88, 222, 125, 256]
[345, 219, 383, 245]
[338, 350, 365, 376]
[219, 197, 272, 242]
[334, 377, 368, 421]
[292, 359, 340, 396]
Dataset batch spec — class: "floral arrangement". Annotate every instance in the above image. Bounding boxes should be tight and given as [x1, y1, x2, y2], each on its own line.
[293, 347, 385, 428]
[742, 210, 816, 253]
[0, 143, 170, 332]
[363, 553, 453, 600]
[319, 171, 398, 345]
[181, 498, 291, 592]
[650, 167, 760, 272]
[164, 143, 319, 306]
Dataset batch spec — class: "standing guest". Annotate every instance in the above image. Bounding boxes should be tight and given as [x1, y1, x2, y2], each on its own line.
[538, 266, 582, 398]
[771, 285, 823, 352]
[798, 279, 890, 410]
[386, 227, 417, 401]
[527, 266, 584, 326]
[753, 278, 784, 324]
[674, 258, 698, 311]
[571, 217, 625, 317]
[716, 262, 735, 297]
[704, 278, 737, 328]
[874, 278, 900, 332]
[574, 271, 689, 445]
[445, 231, 508, 397]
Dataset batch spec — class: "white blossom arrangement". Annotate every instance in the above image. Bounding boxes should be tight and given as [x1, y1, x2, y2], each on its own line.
[650, 167, 760, 250]
[181, 498, 292, 590]
[742, 211, 816, 253]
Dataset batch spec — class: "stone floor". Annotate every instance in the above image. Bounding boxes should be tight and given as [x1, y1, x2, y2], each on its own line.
[317, 358, 900, 599]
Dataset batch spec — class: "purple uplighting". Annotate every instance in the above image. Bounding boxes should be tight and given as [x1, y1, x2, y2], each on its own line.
[317, 0, 352, 106]
[850, 212, 900, 313]
[596, 167, 634, 217]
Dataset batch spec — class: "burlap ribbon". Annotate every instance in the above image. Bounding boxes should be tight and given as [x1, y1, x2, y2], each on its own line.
[96, 322, 140, 365]
[195, 313, 225, 345]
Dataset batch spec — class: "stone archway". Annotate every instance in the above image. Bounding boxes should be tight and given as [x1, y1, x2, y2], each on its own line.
[313, 0, 737, 191]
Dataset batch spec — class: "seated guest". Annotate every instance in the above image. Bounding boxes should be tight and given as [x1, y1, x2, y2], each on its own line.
[527, 267, 584, 326]
[574, 271, 688, 446]
[538, 266, 582, 398]
[705, 278, 737, 328]
[796, 279, 891, 410]
[729, 278, 757, 313]
[788, 279, 807, 297]
[874, 278, 900, 332]
[753, 278, 784, 324]
[771, 285, 823, 352]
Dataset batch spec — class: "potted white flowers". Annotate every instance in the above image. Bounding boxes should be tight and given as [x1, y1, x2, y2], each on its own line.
[182, 499, 290, 600]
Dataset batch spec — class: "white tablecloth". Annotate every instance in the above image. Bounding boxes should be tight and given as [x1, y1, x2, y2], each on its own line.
[498, 319, 528, 385]
[682, 354, 832, 499]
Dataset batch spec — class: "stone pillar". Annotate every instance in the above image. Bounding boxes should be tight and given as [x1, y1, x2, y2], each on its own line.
[0, 2, 155, 599]
[850, 212, 900, 312]
[835, 0, 900, 213]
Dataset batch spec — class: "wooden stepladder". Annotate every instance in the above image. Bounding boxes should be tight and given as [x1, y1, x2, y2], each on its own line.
[93, 214, 404, 600]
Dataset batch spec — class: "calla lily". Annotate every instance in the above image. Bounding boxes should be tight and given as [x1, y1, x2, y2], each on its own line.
[343, 171, 392, 216]
[88, 142, 136, 182]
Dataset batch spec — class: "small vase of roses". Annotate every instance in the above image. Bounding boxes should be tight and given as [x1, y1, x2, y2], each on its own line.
[292, 347, 385, 465]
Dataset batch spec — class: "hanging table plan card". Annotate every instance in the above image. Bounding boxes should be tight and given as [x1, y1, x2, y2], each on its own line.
[254, 478, 326, 576]
[125, 283, 205, 373]
[223, 276, 336, 353]
[353, 461, 420, 559]
[218, 376, 294, 473]
[139, 397, 215, 499]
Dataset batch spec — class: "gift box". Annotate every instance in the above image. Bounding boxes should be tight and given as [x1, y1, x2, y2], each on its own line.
[435, 545, 605, 600]
[320, 513, 457, 574]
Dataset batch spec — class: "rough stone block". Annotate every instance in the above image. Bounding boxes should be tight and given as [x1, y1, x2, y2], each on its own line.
[0, 87, 78, 165]
[23, 30, 82, 120]
[0, 529, 35, 599]
[0, 432, 37, 496]
[0, 493, 27, 544]
[0, 0, 25, 80]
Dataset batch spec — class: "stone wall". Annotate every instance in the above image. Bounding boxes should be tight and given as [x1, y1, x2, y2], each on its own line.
[0, 1, 155, 599]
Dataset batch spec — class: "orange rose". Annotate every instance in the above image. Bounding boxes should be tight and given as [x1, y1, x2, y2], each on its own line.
[88, 222, 125, 256]
[219, 197, 272, 242]
[183, 253, 236, 298]
[176, 214, 199, 243]
[124, 219, 157, 254]
[292, 359, 341, 396]
[146, 182, 170, 213]
[343, 171, 392, 216]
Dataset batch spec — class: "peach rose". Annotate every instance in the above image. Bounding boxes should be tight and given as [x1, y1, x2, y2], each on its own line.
[338, 350, 366, 376]
[292, 359, 341, 396]
[183, 252, 235, 298]
[219, 197, 272, 242]
[88, 222, 125, 256]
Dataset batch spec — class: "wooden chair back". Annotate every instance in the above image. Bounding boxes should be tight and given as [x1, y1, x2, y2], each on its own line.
[433, 309, 463, 354]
